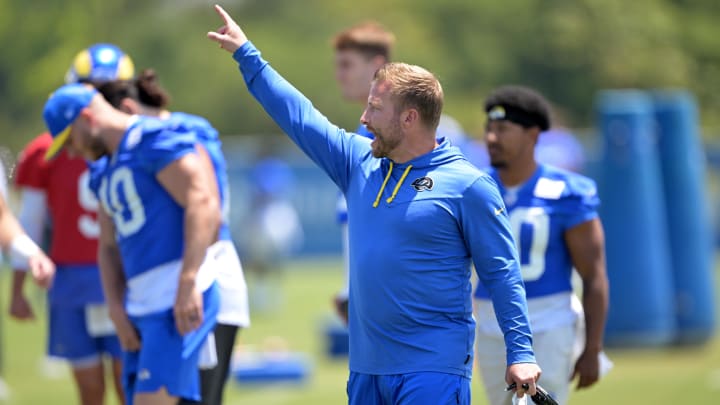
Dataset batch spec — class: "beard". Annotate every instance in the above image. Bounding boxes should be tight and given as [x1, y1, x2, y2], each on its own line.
[369, 117, 403, 158]
[83, 135, 108, 161]
[487, 146, 507, 168]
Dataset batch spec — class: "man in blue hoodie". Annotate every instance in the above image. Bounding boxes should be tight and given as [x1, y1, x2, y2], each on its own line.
[207, 5, 540, 404]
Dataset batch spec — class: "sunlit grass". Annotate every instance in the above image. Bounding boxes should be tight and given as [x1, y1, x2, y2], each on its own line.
[1, 259, 718, 404]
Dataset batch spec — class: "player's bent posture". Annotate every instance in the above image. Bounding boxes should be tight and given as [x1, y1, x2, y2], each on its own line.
[207, 6, 541, 404]
[10, 43, 134, 405]
[474, 86, 609, 405]
[96, 73, 250, 405]
[42, 83, 222, 405]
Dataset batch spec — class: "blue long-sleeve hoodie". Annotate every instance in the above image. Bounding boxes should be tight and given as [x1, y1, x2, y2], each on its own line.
[233, 42, 535, 377]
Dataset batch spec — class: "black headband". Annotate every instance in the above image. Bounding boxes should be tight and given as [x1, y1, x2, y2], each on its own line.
[486, 104, 549, 131]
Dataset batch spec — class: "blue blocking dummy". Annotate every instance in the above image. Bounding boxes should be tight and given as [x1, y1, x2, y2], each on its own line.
[595, 90, 675, 346]
[653, 90, 715, 344]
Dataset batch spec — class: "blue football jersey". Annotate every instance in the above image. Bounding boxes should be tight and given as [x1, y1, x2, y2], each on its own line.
[90, 116, 198, 280]
[474, 164, 599, 299]
[166, 112, 232, 242]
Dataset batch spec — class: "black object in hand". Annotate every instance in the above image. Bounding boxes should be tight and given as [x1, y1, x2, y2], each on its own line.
[338, 299, 348, 320]
[505, 382, 559, 405]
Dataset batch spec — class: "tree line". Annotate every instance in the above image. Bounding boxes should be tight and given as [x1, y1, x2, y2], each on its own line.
[1, 0, 718, 153]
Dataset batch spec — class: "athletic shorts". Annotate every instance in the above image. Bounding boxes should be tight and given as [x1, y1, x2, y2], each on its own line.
[122, 282, 220, 403]
[347, 371, 471, 405]
[48, 304, 122, 367]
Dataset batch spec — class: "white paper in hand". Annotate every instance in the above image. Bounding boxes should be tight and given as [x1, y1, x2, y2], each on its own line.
[599, 350, 614, 378]
[512, 392, 529, 405]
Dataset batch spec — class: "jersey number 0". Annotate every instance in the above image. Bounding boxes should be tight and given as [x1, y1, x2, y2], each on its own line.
[99, 167, 147, 237]
[507, 207, 550, 282]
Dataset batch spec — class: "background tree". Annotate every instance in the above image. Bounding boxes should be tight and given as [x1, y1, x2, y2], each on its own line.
[1, 0, 718, 153]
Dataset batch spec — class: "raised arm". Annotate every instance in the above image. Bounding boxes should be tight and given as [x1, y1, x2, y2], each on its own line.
[207, 4, 360, 191]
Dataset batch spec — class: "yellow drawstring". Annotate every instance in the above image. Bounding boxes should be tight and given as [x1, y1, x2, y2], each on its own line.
[386, 165, 412, 204]
[372, 162, 413, 208]
[373, 162, 394, 208]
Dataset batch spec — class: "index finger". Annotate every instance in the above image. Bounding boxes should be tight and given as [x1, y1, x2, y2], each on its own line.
[213, 4, 233, 25]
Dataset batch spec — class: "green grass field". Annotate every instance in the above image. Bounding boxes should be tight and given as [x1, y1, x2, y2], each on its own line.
[1, 258, 719, 404]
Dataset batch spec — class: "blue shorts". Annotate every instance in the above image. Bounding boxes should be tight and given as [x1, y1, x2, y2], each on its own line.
[347, 371, 471, 405]
[123, 282, 220, 404]
[48, 265, 106, 307]
[48, 305, 122, 366]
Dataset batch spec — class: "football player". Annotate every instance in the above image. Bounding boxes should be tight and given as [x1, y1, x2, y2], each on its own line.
[44, 82, 221, 405]
[10, 43, 134, 405]
[474, 86, 610, 405]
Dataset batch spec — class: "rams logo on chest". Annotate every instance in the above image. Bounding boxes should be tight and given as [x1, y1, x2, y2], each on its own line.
[411, 177, 433, 191]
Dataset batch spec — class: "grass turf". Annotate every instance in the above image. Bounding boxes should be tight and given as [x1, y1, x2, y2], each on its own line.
[1, 258, 718, 404]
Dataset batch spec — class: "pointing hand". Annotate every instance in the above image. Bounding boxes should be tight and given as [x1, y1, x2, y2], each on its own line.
[207, 4, 248, 53]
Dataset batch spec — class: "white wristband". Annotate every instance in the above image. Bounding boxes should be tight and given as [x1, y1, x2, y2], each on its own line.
[9, 234, 41, 270]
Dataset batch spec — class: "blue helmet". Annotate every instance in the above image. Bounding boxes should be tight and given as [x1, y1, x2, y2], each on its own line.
[64, 43, 135, 84]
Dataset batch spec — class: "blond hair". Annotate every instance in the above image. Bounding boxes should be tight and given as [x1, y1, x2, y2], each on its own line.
[374, 63, 444, 130]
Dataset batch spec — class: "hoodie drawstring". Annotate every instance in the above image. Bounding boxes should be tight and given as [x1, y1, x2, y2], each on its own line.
[373, 162, 413, 208]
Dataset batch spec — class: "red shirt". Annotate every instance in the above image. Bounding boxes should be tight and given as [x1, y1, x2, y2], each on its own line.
[14, 133, 99, 265]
